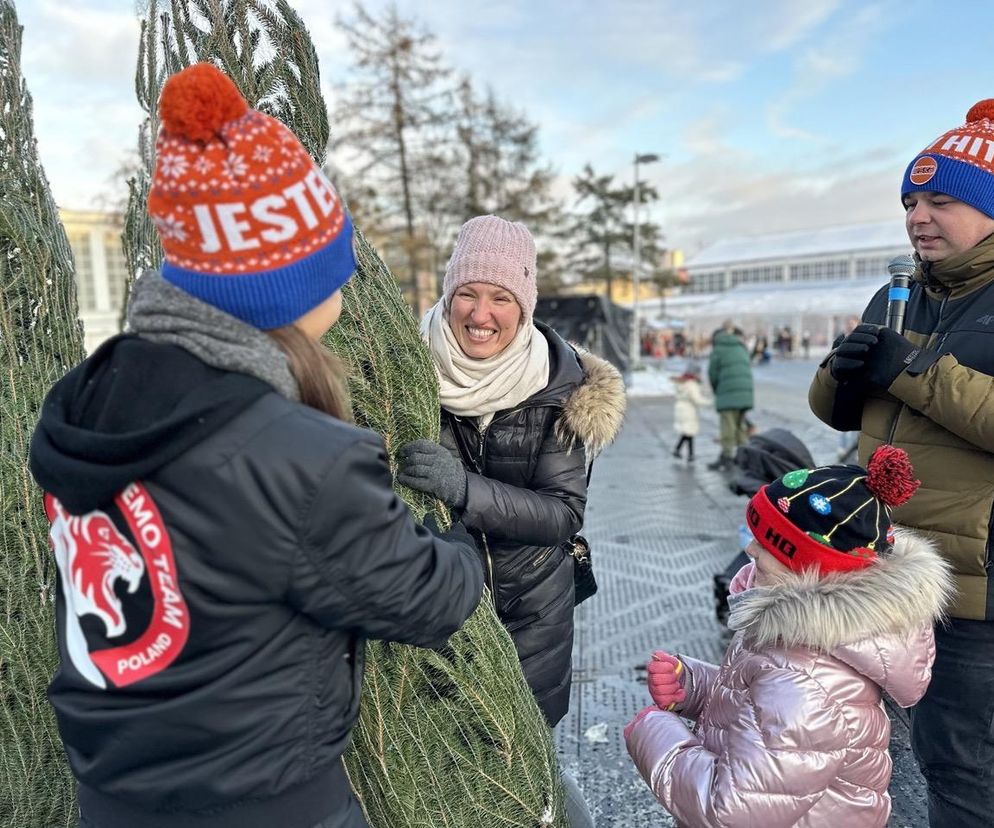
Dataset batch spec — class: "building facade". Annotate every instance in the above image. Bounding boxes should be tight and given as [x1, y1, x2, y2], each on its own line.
[684, 220, 910, 295]
[675, 220, 914, 354]
[60, 210, 128, 354]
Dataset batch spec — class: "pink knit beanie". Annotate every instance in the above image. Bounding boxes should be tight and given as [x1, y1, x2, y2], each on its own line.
[443, 215, 538, 318]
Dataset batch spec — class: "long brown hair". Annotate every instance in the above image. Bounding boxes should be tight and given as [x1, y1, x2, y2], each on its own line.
[266, 325, 352, 422]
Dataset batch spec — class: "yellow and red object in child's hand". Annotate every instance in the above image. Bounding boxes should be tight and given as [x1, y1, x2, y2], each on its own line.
[647, 651, 685, 711]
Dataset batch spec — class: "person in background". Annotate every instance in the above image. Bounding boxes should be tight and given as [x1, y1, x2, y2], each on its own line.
[671, 361, 707, 462]
[396, 215, 625, 828]
[29, 64, 483, 828]
[625, 448, 952, 828]
[706, 320, 754, 471]
[750, 332, 769, 364]
[809, 98, 994, 828]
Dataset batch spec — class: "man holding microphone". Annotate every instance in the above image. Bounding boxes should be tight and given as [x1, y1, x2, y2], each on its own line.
[809, 100, 994, 828]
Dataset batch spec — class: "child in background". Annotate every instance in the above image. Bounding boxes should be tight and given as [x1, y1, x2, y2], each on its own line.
[672, 362, 707, 461]
[624, 447, 952, 828]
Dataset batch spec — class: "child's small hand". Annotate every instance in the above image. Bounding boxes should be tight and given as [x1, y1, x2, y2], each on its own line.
[623, 704, 657, 741]
[648, 651, 686, 711]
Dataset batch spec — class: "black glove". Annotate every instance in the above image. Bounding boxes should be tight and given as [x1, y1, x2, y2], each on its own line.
[830, 324, 917, 388]
[397, 440, 468, 508]
[423, 514, 477, 552]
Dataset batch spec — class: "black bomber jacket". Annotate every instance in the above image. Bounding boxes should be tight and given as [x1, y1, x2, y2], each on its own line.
[29, 335, 483, 828]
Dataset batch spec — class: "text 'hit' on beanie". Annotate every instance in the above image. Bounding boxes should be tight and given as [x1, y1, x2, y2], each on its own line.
[442, 215, 538, 319]
[147, 63, 355, 330]
[902, 99, 994, 219]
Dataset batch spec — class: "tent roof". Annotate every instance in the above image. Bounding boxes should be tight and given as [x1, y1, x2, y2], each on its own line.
[686, 220, 910, 269]
[677, 276, 884, 319]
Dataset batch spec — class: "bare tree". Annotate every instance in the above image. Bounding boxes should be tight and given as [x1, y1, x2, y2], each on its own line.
[333, 1, 452, 308]
[454, 77, 558, 227]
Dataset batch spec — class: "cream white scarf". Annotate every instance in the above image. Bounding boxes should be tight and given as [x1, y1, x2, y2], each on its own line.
[421, 300, 550, 423]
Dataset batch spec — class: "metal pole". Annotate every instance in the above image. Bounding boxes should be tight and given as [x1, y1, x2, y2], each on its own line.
[631, 155, 641, 370]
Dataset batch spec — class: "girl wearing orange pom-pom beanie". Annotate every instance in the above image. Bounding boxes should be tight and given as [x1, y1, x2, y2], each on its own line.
[625, 447, 953, 828]
[28, 64, 484, 828]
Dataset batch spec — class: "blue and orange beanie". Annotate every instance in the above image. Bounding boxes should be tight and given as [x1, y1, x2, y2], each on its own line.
[902, 99, 994, 219]
[747, 446, 920, 574]
[147, 63, 355, 329]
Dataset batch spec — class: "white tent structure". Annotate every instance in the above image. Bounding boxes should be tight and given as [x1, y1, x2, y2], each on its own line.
[667, 220, 913, 351]
[671, 276, 885, 348]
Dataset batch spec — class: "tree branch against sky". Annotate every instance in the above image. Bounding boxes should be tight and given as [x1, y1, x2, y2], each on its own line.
[332, 1, 453, 308]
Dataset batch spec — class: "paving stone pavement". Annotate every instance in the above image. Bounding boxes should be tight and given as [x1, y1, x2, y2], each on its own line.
[555, 369, 929, 827]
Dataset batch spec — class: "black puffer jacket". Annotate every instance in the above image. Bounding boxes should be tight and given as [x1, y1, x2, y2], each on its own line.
[440, 323, 625, 725]
[29, 336, 483, 828]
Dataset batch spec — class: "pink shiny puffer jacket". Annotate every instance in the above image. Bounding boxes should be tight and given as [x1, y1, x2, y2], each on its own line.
[626, 530, 953, 828]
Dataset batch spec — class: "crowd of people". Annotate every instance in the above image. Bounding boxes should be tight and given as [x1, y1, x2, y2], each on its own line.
[23, 61, 994, 828]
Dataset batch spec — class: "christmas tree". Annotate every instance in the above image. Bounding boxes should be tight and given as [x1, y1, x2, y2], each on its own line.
[0, 1, 85, 825]
[123, 3, 566, 826]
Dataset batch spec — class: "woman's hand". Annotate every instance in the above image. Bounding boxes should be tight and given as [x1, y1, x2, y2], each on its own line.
[397, 440, 468, 509]
[647, 651, 686, 711]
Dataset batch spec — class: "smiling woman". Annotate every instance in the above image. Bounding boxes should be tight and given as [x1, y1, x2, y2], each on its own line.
[397, 214, 626, 827]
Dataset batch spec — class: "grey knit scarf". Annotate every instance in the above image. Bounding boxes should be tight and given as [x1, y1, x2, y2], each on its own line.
[127, 270, 299, 401]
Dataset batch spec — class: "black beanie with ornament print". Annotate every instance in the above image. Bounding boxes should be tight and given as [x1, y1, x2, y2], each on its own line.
[746, 445, 920, 574]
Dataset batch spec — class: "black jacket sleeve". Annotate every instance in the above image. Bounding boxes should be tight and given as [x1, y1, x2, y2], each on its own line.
[460, 427, 586, 546]
[289, 435, 483, 645]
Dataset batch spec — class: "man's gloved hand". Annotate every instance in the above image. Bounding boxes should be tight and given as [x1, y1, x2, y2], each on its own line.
[830, 323, 917, 388]
[397, 440, 468, 509]
[647, 651, 686, 711]
[423, 514, 477, 551]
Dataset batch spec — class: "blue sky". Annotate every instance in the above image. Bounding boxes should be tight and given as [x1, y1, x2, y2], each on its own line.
[15, 0, 994, 254]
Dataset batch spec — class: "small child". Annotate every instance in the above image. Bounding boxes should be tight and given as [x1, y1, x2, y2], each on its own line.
[624, 446, 952, 828]
[672, 364, 707, 461]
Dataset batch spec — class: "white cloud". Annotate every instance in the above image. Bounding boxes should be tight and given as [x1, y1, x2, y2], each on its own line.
[765, 3, 890, 141]
[662, 145, 904, 250]
[21, 2, 139, 85]
[763, 0, 841, 51]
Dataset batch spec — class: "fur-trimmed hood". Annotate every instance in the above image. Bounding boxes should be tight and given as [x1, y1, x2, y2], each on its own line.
[556, 347, 626, 459]
[729, 528, 952, 654]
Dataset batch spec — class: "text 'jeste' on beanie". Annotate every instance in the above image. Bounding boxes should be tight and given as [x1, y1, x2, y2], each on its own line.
[147, 63, 355, 330]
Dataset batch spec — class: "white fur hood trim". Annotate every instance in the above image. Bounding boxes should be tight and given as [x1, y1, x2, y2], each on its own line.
[556, 348, 626, 458]
[728, 529, 954, 652]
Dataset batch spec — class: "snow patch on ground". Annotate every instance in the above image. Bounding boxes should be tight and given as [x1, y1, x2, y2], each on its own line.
[625, 368, 676, 398]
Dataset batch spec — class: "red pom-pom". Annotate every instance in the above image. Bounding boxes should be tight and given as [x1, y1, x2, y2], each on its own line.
[865, 445, 920, 508]
[967, 99, 994, 124]
[159, 63, 248, 142]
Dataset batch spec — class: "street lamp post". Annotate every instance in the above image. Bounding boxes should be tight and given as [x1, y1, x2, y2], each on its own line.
[631, 152, 660, 370]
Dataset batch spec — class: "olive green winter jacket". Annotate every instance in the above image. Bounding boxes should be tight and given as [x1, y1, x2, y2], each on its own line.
[809, 238, 994, 620]
[708, 331, 754, 411]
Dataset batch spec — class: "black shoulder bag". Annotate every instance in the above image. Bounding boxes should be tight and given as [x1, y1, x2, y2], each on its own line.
[448, 413, 597, 607]
[569, 459, 597, 606]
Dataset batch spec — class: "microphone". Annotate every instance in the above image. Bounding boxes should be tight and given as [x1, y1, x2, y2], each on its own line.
[886, 254, 915, 334]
